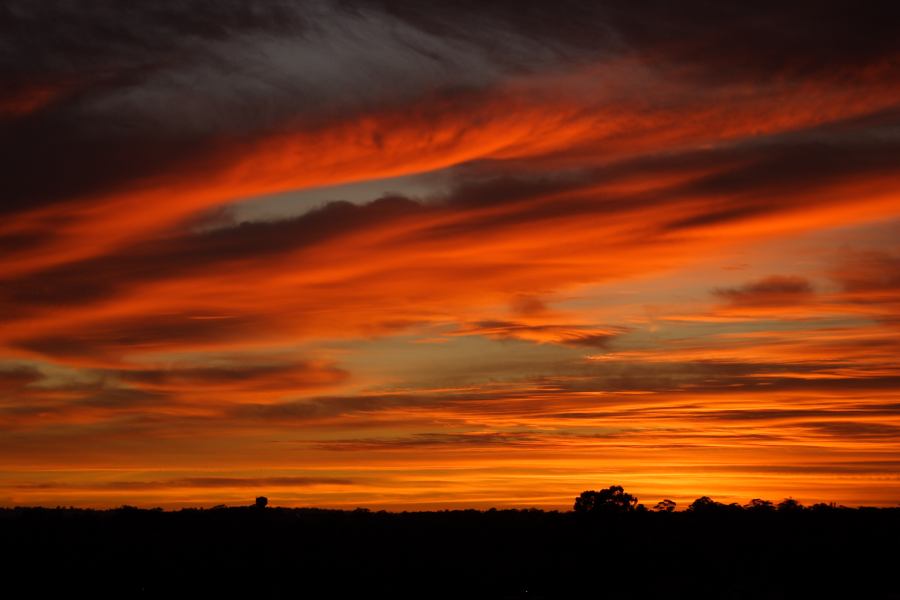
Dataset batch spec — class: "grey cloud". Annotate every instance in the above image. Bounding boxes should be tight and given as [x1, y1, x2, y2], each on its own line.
[4, 0, 899, 216]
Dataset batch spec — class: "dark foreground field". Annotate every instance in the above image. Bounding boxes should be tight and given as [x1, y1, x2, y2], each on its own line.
[3, 504, 899, 599]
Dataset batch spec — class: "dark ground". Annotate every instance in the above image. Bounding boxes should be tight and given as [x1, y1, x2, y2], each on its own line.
[2, 504, 899, 599]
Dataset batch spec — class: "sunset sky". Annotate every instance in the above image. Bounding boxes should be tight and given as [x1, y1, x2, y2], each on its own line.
[2, 1, 899, 509]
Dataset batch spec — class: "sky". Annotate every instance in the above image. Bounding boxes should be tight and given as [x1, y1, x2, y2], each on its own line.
[2, 1, 899, 510]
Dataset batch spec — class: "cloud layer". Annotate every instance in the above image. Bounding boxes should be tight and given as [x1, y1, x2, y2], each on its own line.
[1, 1, 899, 509]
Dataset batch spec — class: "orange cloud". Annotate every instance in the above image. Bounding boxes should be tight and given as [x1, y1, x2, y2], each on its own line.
[3, 4, 900, 509]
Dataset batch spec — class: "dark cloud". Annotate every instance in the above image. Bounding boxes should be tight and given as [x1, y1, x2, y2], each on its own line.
[830, 250, 900, 293]
[229, 393, 459, 423]
[14, 476, 353, 491]
[436, 120, 900, 234]
[672, 136, 900, 202]
[121, 363, 339, 386]
[0, 359, 348, 424]
[456, 321, 623, 348]
[690, 461, 900, 475]
[0, 375, 168, 418]
[725, 375, 900, 394]
[550, 358, 900, 396]
[0, 197, 421, 313]
[0, 0, 566, 214]
[4, 126, 894, 360]
[664, 204, 772, 232]
[226, 384, 577, 424]
[2, 0, 897, 216]
[0, 107, 237, 214]
[76, 386, 170, 410]
[222, 361, 900, 427]
[802, 421, 900, 439]
[369, 1, 900, 80]
[169, 476, 353, 488]
[118, 361, 349, 393]
[697, 406, 900, 423]
[9, 106, 896, 316]
[314, 431, 540, 451]
[0, 365, 42, 392]
[713, 275, 814, 306]
[14, 314, 264, 361]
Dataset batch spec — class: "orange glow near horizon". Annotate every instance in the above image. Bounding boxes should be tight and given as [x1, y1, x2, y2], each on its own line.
[3, 6, 900, 510]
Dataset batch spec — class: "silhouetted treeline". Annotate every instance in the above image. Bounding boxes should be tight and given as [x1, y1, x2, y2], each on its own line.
[2, 491, 899, 599]
[571, 485, 842, 515]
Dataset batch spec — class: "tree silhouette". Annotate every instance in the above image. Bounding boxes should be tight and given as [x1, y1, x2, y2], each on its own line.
[745, 499, 774, 511]
[687, 496, 721, 512]
[573, 485, 638, 513]
[255, 496, 268, 509]
[777, 497, 803, 512]
[653, 499, 677, 512]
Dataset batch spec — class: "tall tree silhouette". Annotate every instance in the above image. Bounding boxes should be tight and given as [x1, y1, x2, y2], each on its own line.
[573, 485, 638, 513]
[687, 496, 721, 512]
